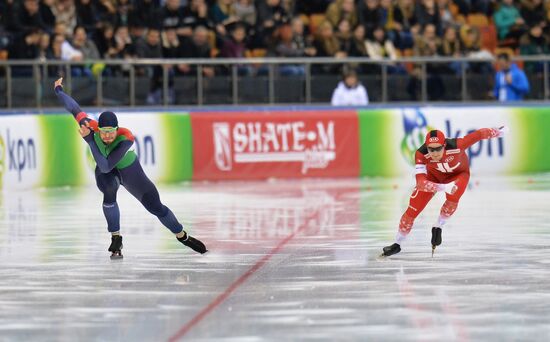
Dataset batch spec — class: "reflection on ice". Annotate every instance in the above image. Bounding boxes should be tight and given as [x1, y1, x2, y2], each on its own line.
[1, 176, 550, 340]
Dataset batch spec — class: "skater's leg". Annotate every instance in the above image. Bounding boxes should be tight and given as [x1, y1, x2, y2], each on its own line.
[120, 162, 207, 253]
[430, 173, 469, 255]
[382, 188, 435, 257]
[95, 167, 121, 234]
[396, 188, 435, 244]
[95, 167, 123, 258]
[120, 162, 184, 234]
[435, 172, 470, 228]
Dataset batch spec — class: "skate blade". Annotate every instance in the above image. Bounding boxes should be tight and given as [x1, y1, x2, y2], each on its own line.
[431, 246, 436, 258]
[376, 253, 389, 261]
[110, 253, 123, 260]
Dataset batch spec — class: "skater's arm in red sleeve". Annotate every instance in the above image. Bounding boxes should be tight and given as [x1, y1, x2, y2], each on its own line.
[459, 128, 501, 149]
[55, 85, 99, 131]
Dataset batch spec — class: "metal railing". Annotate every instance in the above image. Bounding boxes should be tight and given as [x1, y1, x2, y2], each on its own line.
[0, 55, 549, 108]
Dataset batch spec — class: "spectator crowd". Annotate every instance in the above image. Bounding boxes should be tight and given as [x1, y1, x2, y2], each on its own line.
[0, 0, 546, 100]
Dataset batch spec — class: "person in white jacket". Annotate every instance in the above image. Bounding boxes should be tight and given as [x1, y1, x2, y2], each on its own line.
[330, 70, 369, 106]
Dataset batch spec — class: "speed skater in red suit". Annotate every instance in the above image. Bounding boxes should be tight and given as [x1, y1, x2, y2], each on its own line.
[381, 126, 509, 258]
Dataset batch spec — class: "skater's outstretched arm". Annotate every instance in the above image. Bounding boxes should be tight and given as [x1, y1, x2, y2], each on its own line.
[54, 78, 98, 130]
[80, 126, 133, 173]
[460, 126, 509, 149]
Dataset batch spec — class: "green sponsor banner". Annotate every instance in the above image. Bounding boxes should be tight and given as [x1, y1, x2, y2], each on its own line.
[358, 109, 401, 177]
[159, 113, 193, 182]
[510, 108, 550, 173]
[38, 114, 86, 187]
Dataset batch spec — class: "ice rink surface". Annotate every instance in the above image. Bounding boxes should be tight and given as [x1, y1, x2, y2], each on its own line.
[1, 175, 550, 341]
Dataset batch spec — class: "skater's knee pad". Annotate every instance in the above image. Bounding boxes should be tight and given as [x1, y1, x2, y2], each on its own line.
[141, 190, 165, 216]
[440, 200, 458, 218]
[398, 214, 415, 234]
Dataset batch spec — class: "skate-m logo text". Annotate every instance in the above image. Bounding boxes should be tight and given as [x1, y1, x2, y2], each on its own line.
[401, 109, 504, 166]
[0, 129, 36, 185]
[213, 121, 336, 174]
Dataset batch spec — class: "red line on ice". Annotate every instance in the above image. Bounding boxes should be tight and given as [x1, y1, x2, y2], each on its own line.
[168, 211, 319, 341]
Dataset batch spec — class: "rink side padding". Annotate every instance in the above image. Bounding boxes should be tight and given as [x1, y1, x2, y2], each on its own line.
[0, 106, 546, 189]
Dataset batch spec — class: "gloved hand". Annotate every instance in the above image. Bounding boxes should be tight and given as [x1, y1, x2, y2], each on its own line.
[495, 125, 509, 137]
[436, 181, 457, 194]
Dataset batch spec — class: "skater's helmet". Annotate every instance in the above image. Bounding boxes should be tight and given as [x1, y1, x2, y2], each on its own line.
[98, 111, 118, 128]
[425, 130, 445, 146]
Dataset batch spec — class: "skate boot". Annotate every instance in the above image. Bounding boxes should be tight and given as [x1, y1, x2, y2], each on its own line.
[431, 227, 442, 257]
[177, 231, 207, 254]
[379, 243, 401, 258]
[108, 235, 123, 259]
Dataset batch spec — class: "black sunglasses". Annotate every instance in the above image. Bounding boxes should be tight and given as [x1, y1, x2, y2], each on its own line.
[427, 145, 444, 152]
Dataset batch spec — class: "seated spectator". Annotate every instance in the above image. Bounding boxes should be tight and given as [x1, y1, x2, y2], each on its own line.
[414, 23, 440, 56]
[410, 24, 446, 100]
[0, 23, 11, 56]
[95, 23, 116, 58]
[8, 28, 41, 76]
[233, 0, 257, 28]
[366, 26, 399, 60]
[438, 26, 464, 74]
[255, 0, 290, 48]
[325, 0, 358, 29]
[75, 0, 100, 36]
[397, 0, 419, 32]
[494, 0, 525, 41]
[219, 23, 253, 75]
[270, 23, 307, 75]
[178, 25, 215, 76]
[129, 0, 159, 31]
[520, 0, 545, 28]
[96, 0, 118, 27]
[335, 19, 353, 54]
[116, 0, 133, 27]
[519, 24, 549, 74]
[40, 0, 56, 33]
[135, 28, 164, 104]
[60, 36, 84, 62]
[53, 21, 68, 37]
[181, 0, 212, 32]
[437, 0, 456, 28]
[46, 33, 66, 76]
[460, 25, 493, 74]
[366, 26, 404, 74]
[210, 0, 239, 37]
[415, 0, 441, 34]
[158, 0, 189, 36]
[358, 0, 383, 37]
[493, 52, 529, 101]
[8, 0, 48, 33]
[377, 0, 410, 49]
[71, 25, 100, 60]
[38, 31, 51, 60]
[289, 16, 316, 57]
[52, 0, 78, 37]
[162, 27, 181, 58]
[313, 21, 347, 74]
[113, 25, 134, 57]
[331, 69, 369, 106]
[295, 0, 332, 15]
[348, 24, 368, 57]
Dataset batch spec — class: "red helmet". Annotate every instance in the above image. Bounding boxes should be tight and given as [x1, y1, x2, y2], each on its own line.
[425, 130, 446, 146]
